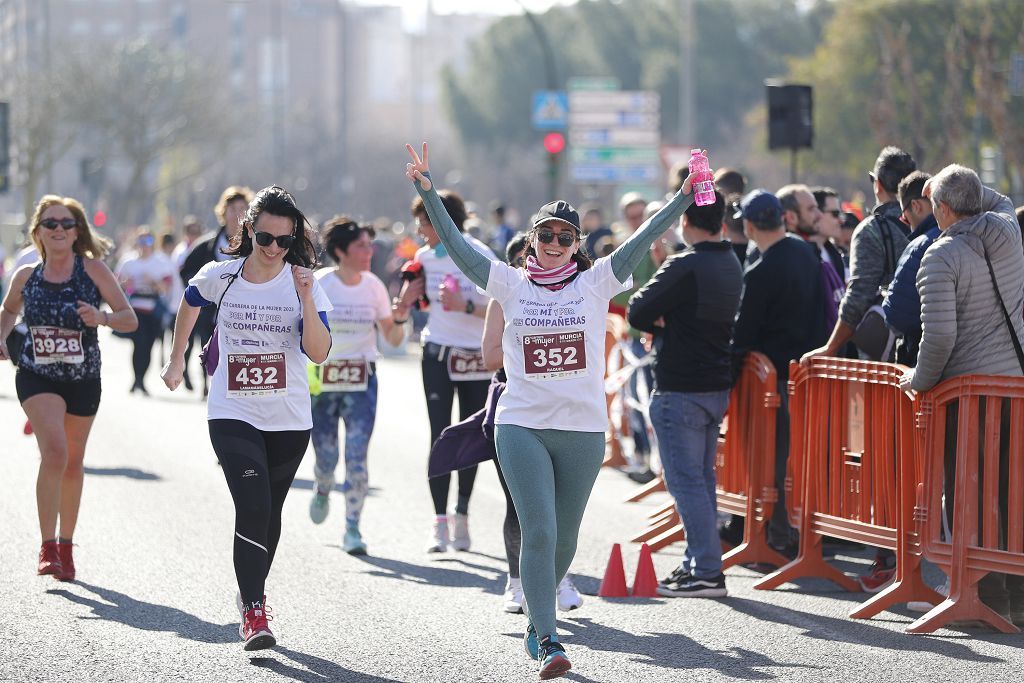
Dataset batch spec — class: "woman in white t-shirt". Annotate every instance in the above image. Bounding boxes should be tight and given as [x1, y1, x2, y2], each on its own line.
[400, 189, 498, 553]
[405, 143, 700, 680]
[307, 216, 410, 555]
[117, 228, 176, 394]
[160, 186, 332, 652]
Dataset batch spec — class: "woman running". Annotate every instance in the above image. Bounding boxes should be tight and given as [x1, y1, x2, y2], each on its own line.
[405, 142, 700, 679]
[0, 195, 137, 582]
[308, 216, 413, 555]
[161, 186, 332, 651]
[402, 189, 497, 553]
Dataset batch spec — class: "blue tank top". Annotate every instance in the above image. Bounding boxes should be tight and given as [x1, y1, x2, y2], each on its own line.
[19, 256, 102, 381]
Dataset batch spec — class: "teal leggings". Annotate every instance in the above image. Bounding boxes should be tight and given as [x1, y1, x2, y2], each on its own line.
[494, 424, 605, 642]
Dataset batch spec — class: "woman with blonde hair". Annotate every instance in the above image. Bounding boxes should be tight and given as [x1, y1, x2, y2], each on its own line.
[0, 195, 137, 581]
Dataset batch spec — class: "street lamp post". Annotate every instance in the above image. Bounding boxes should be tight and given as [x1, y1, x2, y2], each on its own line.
[513, 1, 560, 198]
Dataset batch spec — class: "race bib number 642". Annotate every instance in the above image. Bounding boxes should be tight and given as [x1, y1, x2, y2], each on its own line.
[523, 331, 587, 381]
[227, 353, 287, 398]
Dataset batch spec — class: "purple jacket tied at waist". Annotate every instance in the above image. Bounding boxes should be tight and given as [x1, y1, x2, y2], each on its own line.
[427, 375, 505, 478]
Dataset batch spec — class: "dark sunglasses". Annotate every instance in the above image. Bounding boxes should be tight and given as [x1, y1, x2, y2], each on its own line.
[40, 218, 78, 231]
[825, 209, 842, 218]
[536, 229, 577, 247]
[253, 231, 296, 249]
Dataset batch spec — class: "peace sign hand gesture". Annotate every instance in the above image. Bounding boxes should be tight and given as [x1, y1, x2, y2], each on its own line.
[405, 142, 432, 191]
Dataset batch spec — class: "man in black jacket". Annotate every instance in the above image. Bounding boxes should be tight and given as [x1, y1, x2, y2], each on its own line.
[178, 185, 253, 394]
[628, 191, 742, 598]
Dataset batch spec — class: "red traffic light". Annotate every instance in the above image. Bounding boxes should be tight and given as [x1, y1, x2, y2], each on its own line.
[543, 132, 565, 155]
[93, 210, 107, 227]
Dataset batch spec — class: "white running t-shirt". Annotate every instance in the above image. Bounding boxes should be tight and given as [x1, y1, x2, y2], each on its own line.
[485, 256, 631, 432]
[417, 237, 497, 349]
[189, 259, 332, 431]
[316, 268, 391, 361]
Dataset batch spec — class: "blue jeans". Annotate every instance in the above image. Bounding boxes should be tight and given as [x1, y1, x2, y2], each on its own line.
[649, 389, 730, 578]
[311, 373, 378, 526]
[627, 337, 653, 456]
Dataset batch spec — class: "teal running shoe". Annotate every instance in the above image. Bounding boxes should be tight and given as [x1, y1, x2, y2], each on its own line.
[309, 490, 330, 525]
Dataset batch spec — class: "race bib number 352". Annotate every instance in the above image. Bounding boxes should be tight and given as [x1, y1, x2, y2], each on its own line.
[30, 326, 84, 365]
[227, 353, 287, 398]
[523, 331, 587, 381]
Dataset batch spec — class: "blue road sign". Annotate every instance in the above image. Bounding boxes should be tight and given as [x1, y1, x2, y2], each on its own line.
[532, 90, 569, 131]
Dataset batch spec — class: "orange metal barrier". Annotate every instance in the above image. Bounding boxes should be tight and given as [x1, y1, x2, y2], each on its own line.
[908, 375, 1024, 634]
[755, 358, 938, 620]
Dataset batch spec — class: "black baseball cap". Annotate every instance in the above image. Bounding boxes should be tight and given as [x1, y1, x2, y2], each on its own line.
[532, 200, 580, 232]
[733, 189, 783, 224]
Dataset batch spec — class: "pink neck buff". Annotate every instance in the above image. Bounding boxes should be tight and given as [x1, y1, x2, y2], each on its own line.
[525, 255, 578, 291]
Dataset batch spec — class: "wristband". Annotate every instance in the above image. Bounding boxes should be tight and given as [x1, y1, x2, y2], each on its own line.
[464, 299, 475, 315]
[103, 310, 110, 326]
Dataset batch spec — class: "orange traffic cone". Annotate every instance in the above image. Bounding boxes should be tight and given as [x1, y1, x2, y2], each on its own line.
[631, 543, 659, 597]
[598, 543, 629, 598]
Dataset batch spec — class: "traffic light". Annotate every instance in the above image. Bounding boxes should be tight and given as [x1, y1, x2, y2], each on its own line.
[543, 132, 564, 199]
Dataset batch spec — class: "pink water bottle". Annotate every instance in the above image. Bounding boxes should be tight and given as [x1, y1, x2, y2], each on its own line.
[688, 149, 716, 206]
[441, 273, 460, 311]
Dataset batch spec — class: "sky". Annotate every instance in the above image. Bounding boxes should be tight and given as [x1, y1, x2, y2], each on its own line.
[346, 0, 580, 17]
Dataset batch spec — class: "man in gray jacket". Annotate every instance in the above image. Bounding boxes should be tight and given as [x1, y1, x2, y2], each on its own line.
[903, 164, 1024, 624]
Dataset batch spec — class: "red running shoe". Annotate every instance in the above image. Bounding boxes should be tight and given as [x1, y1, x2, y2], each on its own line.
[37, 541, 62, 576]
[56, 542, 75, 582]
[858, 559, 896, 593]
[241, 605, 276, 651]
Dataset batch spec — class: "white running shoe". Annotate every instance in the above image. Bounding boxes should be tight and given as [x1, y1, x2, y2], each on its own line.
[451, 512, 471, 551]
[427, 516, 450, 553]
[557, 575, 584, 611]
[503, 576, 524, 613]
[908, 578, 950, 613]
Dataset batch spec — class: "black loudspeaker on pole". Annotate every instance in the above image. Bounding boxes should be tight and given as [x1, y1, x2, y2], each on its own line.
[765, 82, 813, 182]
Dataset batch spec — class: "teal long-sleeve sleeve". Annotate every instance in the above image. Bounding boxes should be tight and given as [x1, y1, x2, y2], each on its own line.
[413, 174, 492, 289]
[610, 190, 694, 283]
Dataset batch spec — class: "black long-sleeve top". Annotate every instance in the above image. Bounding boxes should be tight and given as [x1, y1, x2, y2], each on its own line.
[627, 241, 743, 393]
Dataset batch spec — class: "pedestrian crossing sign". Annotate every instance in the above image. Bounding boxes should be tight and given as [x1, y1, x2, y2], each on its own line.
[532, 90, 568, 131]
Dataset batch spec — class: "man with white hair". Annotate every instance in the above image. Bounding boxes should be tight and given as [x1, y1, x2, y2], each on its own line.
[906, 163, 1024, 625]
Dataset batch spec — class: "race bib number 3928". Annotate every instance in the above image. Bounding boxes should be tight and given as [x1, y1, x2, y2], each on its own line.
[523, 331, 587, 381]
[227, 353, 287, 398]
[30, 326, 84, 365]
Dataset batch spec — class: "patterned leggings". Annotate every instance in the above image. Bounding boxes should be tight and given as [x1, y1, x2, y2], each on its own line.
[310, 373, 378, 526]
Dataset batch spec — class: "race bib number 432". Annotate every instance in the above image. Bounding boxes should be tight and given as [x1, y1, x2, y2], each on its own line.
[227, 353, 287, 398]
[523, 331, 587, 381]
[30, 326, 84, 365]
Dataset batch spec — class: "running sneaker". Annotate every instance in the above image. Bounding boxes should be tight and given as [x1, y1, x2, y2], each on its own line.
[659, 564, 691, 587]
[309, 489, 330, 525]
[240, 604, 276, 651]
[523, 622, 539, 660]
[343, 523, 367, 556]
[427, 516, 450, 553]
[37, 541, 62, 577]
[858, 559, 897, 593]
[450, 512, 471, 551]
[537, 637, 571, 680]
[56, 541, 75, 582]
[908, 578, 950, 613]
[236, 593, 270, 632]
[657, 573, 728, 598]
[556, 576, 583, 611]
[503, 576, 524, 614]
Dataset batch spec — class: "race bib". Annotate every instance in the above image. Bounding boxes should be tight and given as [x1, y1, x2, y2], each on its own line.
[447, 348, 491, 382]
[523, 331, 587, 381]
[320, 359, 369, 392]
[30, 326, 84, 365]
[227, 353, 287, 398]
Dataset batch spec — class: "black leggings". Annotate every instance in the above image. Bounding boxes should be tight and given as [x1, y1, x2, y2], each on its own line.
[209, 419, 309, 607]
[422, 346, 490, 515]
[494, 458, 522, 578]
[131, 310, 161, 388]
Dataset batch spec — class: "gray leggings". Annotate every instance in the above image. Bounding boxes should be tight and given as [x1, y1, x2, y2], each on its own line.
[494, 424, 604, 641]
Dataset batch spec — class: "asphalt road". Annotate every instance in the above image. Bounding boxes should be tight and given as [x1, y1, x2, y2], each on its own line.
[1, 331, 1023, 682]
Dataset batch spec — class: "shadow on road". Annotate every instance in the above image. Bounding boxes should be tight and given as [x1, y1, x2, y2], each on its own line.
[290, 477, 381, 495]
[550, 616, 817, 679]
[351, 554, 503, 592]
[725, 597, 1007, 662]
[83, 466, 161, 481]
[48, 582, 236, 644]
[250, 647, 401, 682]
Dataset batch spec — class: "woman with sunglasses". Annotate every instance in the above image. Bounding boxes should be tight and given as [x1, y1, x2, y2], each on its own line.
[307, 216, 414, 555]
[161, 186, 332, 651]
[0, 195, 137, 582]
[116, 227, 177, 395]
[405, 142, 701, 679]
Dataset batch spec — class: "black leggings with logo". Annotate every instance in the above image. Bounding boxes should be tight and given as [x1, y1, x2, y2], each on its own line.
[209, 419, 309, 608]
